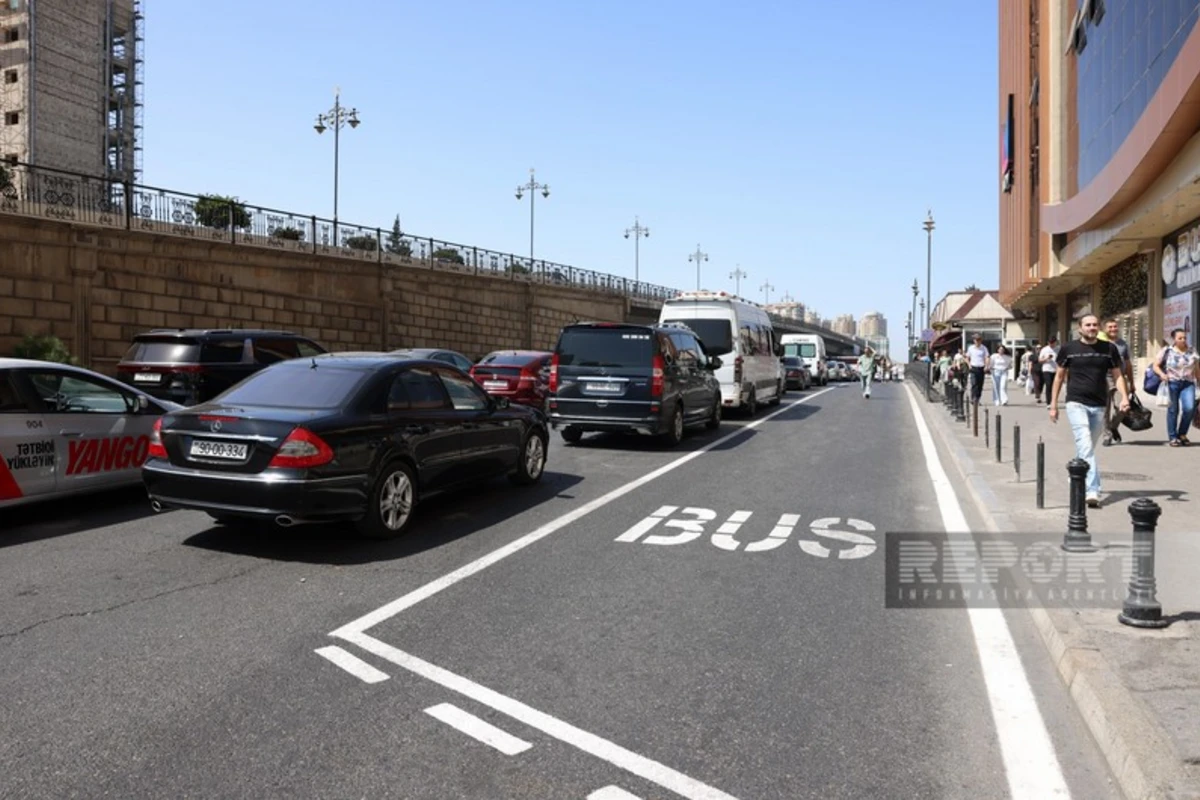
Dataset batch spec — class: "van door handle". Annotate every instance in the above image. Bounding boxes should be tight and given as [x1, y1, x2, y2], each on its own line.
[59, 430, 84, 437]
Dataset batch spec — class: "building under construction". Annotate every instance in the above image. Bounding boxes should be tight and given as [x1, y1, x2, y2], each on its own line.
[0, 0, 143, 183]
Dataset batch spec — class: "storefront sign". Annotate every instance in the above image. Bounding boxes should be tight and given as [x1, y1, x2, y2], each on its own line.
[1161, 222, 1200, 296]
[1163, 294, 1194, 347]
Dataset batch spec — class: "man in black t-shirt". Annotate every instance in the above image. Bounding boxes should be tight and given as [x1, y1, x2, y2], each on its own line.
[1049, 315, 1130, 507]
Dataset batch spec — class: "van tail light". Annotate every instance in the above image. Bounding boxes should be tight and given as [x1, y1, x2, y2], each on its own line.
[651, 354, 665, 397]
[268, 427, 334, 469]
[734, 355, 744, 384]
[548, 354, 559, 393]
[147, 418, 167, 459]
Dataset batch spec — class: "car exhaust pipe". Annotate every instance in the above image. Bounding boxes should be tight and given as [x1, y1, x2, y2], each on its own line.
[150, 499, 163, 513]
[275, 515, 294, 527]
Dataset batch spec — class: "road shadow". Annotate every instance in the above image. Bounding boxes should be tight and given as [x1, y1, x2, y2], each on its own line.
[1099, 488, 1189, 506]
[1164, 610, 1200, 626]
[1, 485, 156, 548]
[180, 471, 585, 566]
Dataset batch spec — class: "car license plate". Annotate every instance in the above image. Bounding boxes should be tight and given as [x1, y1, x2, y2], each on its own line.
[133, 373, 161, 383]
[585, 382, 621, 393]
[484, 380, 509, 390]
[189, 440, 248, 460]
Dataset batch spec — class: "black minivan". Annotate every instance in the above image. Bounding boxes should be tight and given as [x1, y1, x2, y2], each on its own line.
[548, 321, 723, 446]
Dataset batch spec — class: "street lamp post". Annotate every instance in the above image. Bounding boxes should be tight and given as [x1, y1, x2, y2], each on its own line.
[760, 280, 775, 305]
[906, 312, 912, 358]
[313, 86, 361, 247]
[919, 299, 926, 345]
[688, 243, 708, 290]
[910, 278, 919, 352]
[923, 210, 935, 330]
[624, 216, 650, 283]
[729, 265, 747, 296]
[515, 168, 550, 266]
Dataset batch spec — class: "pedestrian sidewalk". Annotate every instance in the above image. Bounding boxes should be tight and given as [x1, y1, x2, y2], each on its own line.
[913, 380, 1200, 800]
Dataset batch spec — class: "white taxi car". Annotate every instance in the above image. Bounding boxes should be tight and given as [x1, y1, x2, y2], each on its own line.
[0, 358, 182, 509]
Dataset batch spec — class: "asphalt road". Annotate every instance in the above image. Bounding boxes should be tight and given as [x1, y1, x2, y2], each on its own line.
[0, 381, 1123, 799]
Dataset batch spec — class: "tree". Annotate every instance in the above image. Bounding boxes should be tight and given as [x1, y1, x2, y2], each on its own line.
[344, 234, 378, 252]
[194, 194, 251, 229]
[0, 164, 11, 192]
[432, 248, 465, 265]
[385, 214, 411, 256]
[12, 334, 77, 364]
[964, 283, 979, 291]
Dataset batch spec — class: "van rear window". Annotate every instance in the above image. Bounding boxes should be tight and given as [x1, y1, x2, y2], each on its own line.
[557, 328, 654, 368]
[784, 343, 816, 358]
[122, 339, 200, 364]
[661, 319, 733, 355]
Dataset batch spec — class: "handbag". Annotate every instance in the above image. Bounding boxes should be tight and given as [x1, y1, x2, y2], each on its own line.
[1143, 347, 1169, 395]
[1122, 393, 1153, 431]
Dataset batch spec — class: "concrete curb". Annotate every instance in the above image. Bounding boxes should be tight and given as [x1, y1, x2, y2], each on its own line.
[911, 386, 1199, 800]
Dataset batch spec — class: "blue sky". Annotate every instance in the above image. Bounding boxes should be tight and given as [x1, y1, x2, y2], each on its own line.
[143, 1, 998, 360]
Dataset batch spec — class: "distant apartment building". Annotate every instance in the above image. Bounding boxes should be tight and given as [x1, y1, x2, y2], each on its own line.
[859, 311, 887, 337]
[0, 0, 143, 181]
[765, 301, 806, 321]
[803, 309, 823, 328]
[831, 314, 856, 336]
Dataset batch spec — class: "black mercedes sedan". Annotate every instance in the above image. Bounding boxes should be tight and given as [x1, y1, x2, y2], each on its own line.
[141, 353, 549, 538]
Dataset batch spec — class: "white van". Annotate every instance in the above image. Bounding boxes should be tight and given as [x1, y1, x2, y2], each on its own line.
[659, 291, 783, 414]
[780, 333, 828, 386]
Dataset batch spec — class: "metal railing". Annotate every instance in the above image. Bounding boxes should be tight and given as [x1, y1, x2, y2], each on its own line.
[0, 160, 679, 303]
[906, 360, 942, 402]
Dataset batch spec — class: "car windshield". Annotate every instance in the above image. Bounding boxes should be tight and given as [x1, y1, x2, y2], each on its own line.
[214, 364, 368, 408]
[123, 338, 200, 363]
[661, 319, 733, 355]
[557, 328, 653, 368]
[478, 352, 540, 367]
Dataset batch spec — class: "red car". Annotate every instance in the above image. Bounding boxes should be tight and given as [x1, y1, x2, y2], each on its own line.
[470, 350, 553, 409]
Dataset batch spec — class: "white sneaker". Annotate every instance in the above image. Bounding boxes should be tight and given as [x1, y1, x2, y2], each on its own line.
[1086, 493, 1100, 508]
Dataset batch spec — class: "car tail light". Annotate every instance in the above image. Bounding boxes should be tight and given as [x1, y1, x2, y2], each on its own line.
[147, 418, 167, 459]
[734, 355, 744, 384]
[651, 354, 664, 397]
[268, 427, 334, 469]
[548, 354, 559, 393]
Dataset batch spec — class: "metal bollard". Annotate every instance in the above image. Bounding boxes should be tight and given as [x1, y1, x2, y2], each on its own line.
[995, 413, 1002, 463]
[984, 408, 989, 445]
[1013, 423, 1021, 480]
[955, 385, 967, 423]
[972, 396, 979, 436]
[1118, 498, 1169, 629]
[1062, 458, 1095, 551]
[1035, 438, 1045, 508]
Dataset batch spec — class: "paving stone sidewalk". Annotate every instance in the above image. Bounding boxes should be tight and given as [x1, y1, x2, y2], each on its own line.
[912, 378, 1200, 800]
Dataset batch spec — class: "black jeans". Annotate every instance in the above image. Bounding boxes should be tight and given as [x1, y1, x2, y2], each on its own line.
[969, 367, 985, 402]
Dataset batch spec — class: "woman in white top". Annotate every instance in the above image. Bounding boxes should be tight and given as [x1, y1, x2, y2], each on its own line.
[987, 345, 1014, 407]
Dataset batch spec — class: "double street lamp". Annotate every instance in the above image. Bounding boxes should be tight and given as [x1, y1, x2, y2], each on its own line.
[923, 210, 935, 330]
[688, 243, 708, 290]
[760, 280, 775, 305]
[313, 87, 361, 245]
[515, 168, 550, 264]
[624, 216, 650, 283]
[910, 278, 919, 352]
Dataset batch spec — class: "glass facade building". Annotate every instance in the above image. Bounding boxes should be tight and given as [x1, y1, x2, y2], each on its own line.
[1073, 0, 1200, 191]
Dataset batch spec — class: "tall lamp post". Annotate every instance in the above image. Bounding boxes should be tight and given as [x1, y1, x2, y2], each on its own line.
[730, 265, 747, 296]
[906, 312, 913, 358]
[624, 216, 650, 283]
[515, 168, 550, 265]
[313, 86, 361, 247]
[760, 280, 775, 305]
[688, 243, 708, 290]
[923, 210, 935, 330]
[911, 278, 919, 352]
[919, 299, 926, 346]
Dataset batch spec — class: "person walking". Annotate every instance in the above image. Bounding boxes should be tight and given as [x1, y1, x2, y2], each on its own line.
[1049, 315, 1130, 507]
[987, 345, 1013, 406]
[858, 347, 877, 399]
[1038, 336, 1059, 407]
[1151, 327, 1200, 446]
[966, 334, 989, 406]
[1026, 339, 1041, 399]
[1101, 318, 1135, 446]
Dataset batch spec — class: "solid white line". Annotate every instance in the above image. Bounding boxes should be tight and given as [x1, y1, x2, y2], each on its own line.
[902, 384, 1070, 799]
[424, 702, 533, 756]
[329, 388, 835, 639]
[346, 631, 738, 800]
[313, 645, 390, 684]
[588, 786, 643, 800]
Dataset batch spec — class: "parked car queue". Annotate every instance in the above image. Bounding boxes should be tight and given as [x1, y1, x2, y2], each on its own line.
[2, 319, 814, 539]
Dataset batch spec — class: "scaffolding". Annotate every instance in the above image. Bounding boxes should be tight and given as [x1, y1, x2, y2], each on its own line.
[104, 0, 141, 185]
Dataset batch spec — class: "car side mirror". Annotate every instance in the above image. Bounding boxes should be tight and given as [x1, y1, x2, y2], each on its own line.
[137, 394, 149, 412]
[707, 356, 722, 371]
[493, 396, 510, 410]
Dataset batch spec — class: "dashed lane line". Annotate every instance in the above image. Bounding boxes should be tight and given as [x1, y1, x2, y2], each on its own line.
[314, 645, 390, 684]
[424, 702, 533, 756]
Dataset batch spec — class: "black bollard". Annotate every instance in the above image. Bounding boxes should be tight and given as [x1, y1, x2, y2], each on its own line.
[1035, 438, 1045, 509]
[957, 383, 967, 423]
[984, 407, 989, 445]
[1062, 458, 1095, 551]
[972, 396, 979, 436]
[1118, 498, 1169, 629]
[1013, 423, 1021, 480]
[995, 413, 1002, 463]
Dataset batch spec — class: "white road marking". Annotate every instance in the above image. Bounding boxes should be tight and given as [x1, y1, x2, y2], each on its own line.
[313, 645, 390, 684]
[588, 786, 643, 800]
[615, 505, 678, 542]
[902, 384, 1070, 798]
[744, 512, 799, 552]
[343, 630, 739, 800]
[424, 702, 533, 756]
[329, 388, 835, 640]
[711, 510, 753, 551]
[800, 517, 877, 559]
[643, 507, 715, 546]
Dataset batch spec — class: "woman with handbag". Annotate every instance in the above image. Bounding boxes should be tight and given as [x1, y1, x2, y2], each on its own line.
[1151, 328, 1200, 446]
